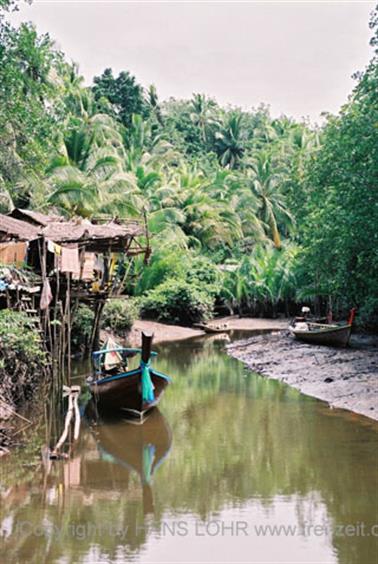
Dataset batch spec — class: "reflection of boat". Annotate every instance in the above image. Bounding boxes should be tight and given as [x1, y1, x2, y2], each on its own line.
[89, 332, 171, 419]
[289, 310, 356, 347]
[96, 409, 172, 513]
[204, 332, 231, 343]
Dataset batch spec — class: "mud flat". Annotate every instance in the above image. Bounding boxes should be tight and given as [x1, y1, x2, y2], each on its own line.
[227, 331, 378, 421]
[124, 319, 204, 346]
[125, 316, 288, 347]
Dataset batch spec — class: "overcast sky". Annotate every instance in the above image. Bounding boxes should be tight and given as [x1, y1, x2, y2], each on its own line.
[10, 1, 376, 123]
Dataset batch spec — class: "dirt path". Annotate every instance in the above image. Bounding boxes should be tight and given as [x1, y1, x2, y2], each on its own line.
[227, 331, 378, 422]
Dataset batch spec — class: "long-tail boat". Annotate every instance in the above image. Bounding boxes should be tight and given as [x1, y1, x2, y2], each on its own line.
[289, 309, 356, 347]
[194, 322, 231, 334]
[89, 332, 171, 419]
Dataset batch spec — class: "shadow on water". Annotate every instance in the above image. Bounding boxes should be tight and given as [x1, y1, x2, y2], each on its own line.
[0, 333, 377, 563]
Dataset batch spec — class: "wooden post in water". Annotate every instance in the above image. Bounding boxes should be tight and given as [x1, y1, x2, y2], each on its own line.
[90, 299, 105, 352]
[66, 273, 72, 385]
[141, 332, 153, 364]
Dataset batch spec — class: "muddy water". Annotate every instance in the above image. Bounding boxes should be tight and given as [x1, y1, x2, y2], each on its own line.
[1, 334, 377, 564]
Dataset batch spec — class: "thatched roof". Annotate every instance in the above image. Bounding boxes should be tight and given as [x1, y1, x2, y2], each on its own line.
[1, 211, 146, 253]
[41, 219, 144, 252]
[0, 214, 40, 241]
[41, 219, 143, 243]
[9, 208, 64, 227]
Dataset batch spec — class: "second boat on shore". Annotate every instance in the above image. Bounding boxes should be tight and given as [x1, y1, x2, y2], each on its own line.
[289, 309, 356, 347]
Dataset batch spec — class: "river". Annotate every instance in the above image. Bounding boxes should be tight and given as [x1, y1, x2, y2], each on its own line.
[1, 333, 377, 563]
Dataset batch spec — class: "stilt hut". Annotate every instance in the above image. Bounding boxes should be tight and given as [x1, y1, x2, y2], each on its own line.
[0, 211, 150, 383]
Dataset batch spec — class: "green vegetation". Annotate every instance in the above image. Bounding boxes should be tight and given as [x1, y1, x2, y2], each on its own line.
[221, 243, 299, 317]
[140, 279, 213, 325]
[0, 309, 46, 406]
[101, 298, 139, 334]
[71, 304, 95, 351]
[71, 299, 139, 347]
[0, 5, 377, 327]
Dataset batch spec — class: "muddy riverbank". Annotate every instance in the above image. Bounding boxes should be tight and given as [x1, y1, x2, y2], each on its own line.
[227, 331, 378, 421]
[125, 316, 287, 346]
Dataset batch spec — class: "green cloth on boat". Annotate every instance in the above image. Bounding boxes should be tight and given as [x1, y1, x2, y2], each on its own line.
[141, 360, 155, 403]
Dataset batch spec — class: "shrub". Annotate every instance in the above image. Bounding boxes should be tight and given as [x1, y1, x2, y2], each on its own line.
[135, 248, 188, 294]
[185, 255, 223, 296]
[356, 297, 378, 331]
[139, 279, 214, 325]
[71, 304, 95, 351]
[0, 309, 46, 407]
[135, 249, 223, 298]
[101, 298, 139, 334]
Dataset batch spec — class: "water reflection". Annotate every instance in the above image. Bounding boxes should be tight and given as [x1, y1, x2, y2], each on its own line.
[0, 335, 377, 564]
[93, 410, 172, 514]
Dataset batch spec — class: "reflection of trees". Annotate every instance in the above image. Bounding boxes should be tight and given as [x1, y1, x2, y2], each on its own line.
[1, 339, 377, 564]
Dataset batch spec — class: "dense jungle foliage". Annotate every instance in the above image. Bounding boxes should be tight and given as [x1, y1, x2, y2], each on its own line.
[0, 4, 377, 328]
[0, 310, 46, 407]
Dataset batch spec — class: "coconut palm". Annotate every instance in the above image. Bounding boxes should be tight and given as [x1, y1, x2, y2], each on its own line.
[288, 125, 320, 180]
[248, 152, 294, 248]
[125, 114, 179, 173]
[189, 93, 218, 143]
[169, 166, 243, 250]
[146, 84, 163, 125]
[214, 111, 245, 169]
[62, 62, 91, 119]
[47, 161, 142, 218]
[46, 112, 141, 217]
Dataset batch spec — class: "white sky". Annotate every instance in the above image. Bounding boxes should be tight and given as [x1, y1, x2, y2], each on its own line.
[10, 0, 376, 123]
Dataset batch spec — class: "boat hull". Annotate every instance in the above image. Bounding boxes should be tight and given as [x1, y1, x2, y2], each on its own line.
[290, 323, 352, 347]
[90, 369, 170, 418]
[203, 326, 230, 334]
[194, 323, 230, 334]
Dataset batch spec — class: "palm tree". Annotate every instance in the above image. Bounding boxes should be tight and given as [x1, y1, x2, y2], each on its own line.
[46, 112, 142, 217]
[189, 93, 218, 143]
[168, 165, 242, 250]
[248, 152, 293, 248]
[62, 62, 91, 119]
[288, 125, 320, 179]
[47, 161, 142, 218]
[214, 111, 245, 169]
[124, 113, 179, 172]
[146, 84, 163, 125]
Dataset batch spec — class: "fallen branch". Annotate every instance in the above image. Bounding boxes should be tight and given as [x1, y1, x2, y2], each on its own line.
[0, 397, 32, 424]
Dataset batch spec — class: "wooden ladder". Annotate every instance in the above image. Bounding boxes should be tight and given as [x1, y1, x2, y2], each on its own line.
[18, 295, 45, 346]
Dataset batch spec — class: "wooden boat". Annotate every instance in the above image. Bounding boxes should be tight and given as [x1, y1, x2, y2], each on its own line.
[89, 332, 171, 419]
[289, 322, 352, 347]
[194, 322, 231, 334]
[289, 310, 356, 347]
